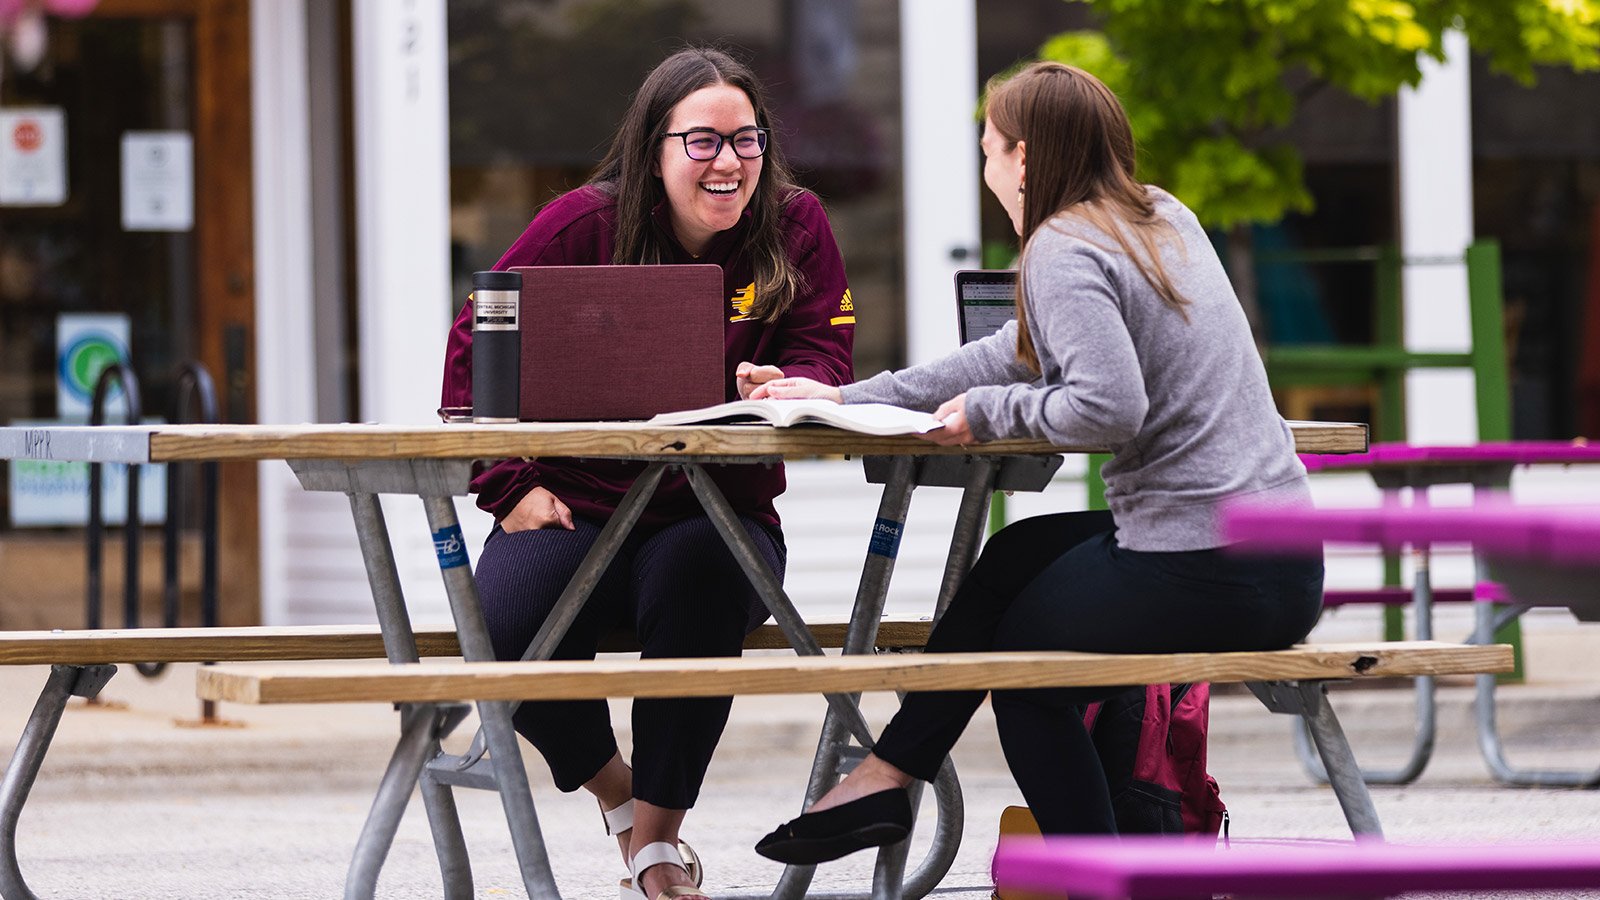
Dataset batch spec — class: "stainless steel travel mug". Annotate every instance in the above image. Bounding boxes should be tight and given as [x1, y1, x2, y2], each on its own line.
[471, 270, 521, 423]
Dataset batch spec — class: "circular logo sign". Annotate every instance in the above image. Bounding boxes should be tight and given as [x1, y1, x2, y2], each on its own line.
[58, 332, 127, 406]
[13, 120, 42, 153]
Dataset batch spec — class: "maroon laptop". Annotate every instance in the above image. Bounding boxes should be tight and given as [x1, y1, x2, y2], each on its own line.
[512, 264, 726, 421]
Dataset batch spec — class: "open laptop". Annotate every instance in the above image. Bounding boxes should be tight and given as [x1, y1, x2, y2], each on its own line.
[512, 264, 725, 420]
[955, 269, 1017, 344]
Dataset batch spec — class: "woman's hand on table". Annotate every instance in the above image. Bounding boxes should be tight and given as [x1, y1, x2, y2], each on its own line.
[920, 394, 974, 446]
[736, 363, 786, 399]
[501, 487, 575, 533]
[747, 374, 843, 403]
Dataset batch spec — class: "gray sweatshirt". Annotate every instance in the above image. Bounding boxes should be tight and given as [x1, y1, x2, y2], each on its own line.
[842, 190, 1308, 551]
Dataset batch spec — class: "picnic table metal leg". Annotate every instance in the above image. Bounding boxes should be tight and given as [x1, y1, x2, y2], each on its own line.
[432, 465, 667, 798]
[1249, 681, 1385, 838]
[420, 496, 563, 899]
[1471, 598, 1600, 787]
[687, 464, 932, 900]
[876, 758, 963, 900]
[346, 492, 475, 898]
[766, 458, 920, 900]
[701, 457, 989, 900]
[682, 465, 876, 745]
[1295, 548, 1437, 786]
[520, 462, 668, 664]
[346, 703, 469, 899]
[417, 774, 473, 899]
[867, 460, 994, 900]
[0, 664, 116, 900]
[932, 457, 998, 622]
[347, 493, 427, 664]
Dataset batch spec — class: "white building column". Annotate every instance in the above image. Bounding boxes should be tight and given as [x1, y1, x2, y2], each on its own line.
[344, 0, 462, 624]
[1398, 30, 1477, 443]
[351, 0, 452, 425]
[899, 0, 981, 365]
[251, 0, 315, 625]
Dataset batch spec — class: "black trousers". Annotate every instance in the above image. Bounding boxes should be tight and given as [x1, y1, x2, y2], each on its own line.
[474, 514, 780, 809]
[872, 510, 1323, 835]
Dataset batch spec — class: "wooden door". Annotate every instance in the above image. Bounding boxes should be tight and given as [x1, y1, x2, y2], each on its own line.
[0, 0, 258, 627]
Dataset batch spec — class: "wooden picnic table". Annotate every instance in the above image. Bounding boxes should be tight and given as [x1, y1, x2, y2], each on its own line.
[0, 419, 1367, 900]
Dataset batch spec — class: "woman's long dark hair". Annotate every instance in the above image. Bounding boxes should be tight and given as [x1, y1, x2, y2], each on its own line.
[985, 61, 1189, 372]
[590, 47, 806, 323]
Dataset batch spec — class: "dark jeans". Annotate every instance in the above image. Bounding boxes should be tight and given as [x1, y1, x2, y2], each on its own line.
[872, 510, 1323, 835]
[474, 513, 781, 809]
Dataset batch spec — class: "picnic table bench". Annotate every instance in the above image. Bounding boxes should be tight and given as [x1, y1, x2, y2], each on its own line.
[992, 835, 1600, 898]
[193, 638, 1513, 892]
[198, 642, 1510, 706]
[0, 618, 933, 900]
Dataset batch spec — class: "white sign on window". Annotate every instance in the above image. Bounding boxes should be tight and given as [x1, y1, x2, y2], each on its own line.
[121, 131, 194, 231]
[0, 107, 68, 206]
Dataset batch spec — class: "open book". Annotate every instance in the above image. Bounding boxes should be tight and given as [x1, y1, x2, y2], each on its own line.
[648, 398, 945, 436]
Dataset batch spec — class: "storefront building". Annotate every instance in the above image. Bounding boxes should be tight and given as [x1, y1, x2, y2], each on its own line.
[1, 0, 1596, 626]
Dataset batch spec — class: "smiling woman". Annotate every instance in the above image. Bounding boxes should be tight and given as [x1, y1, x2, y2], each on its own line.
[655, 86, 765, 255]
[438, 45, 857, 900]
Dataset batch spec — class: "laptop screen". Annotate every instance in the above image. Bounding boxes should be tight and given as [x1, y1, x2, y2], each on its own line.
[955, 269, 1016, 344]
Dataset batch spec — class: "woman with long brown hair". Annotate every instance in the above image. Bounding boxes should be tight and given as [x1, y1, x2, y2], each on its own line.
[441, 47, 854, 899]
[752, 61, 1323, 862]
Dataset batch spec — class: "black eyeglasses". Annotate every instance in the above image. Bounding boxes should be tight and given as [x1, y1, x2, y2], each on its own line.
[661, 127, 769, 161]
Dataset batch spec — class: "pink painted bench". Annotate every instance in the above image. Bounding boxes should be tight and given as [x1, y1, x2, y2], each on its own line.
[1222, 498, 1600, 788]
[1223, 500, 1600, 581]
[1300, 439, 1600, 482]
[992, 835, 1600, 898]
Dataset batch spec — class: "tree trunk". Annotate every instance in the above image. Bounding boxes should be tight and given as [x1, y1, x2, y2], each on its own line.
[1226, 223, 1264, 351]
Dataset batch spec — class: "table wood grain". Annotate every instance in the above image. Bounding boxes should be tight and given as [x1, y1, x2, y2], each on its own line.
[197, 640, 1509, 705]
[1, 420, 1369, 463]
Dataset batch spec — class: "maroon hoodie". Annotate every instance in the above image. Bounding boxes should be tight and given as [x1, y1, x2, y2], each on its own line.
[441, 185, 855, 529]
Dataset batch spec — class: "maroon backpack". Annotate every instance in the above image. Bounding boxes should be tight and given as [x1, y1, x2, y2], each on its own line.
[1083, 682, 1227, 839]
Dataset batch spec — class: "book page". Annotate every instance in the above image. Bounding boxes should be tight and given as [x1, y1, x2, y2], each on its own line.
[649, 399, 943, 436]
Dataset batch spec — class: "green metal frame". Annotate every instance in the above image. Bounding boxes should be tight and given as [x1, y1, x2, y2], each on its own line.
[1262, 240, 1520, 676]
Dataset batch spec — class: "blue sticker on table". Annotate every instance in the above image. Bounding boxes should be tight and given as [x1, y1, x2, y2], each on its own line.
[432, 525, 469, 569]
[868, 518, 903, 558]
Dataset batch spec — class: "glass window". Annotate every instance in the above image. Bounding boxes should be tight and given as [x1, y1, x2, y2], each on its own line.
[1472, 58, 1600, 440]
[446, 0, 905, 375]
[1, 18, 197, 530]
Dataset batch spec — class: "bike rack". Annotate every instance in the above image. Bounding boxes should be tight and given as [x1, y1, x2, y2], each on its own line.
[85, 363, 144, 646]
[85, 361, 222, 701]
[165, 361, 222, 720]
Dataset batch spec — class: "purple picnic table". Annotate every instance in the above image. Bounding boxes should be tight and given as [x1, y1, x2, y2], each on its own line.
[1300, 440, 1600, 488]
[1222, 496, 1600, 788]
[1286, 445, 1582, 784]
[1223, 499, 1600, 572]
[992, 835, 1600, 898]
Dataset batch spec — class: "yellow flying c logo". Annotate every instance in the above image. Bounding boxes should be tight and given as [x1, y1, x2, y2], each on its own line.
[729, 282, 756, 322]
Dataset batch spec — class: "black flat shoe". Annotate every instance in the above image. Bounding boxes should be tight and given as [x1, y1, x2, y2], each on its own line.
[754, 788, 913, 865]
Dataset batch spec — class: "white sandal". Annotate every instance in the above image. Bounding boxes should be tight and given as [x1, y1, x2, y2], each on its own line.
[627, 841, 710, 900]
[602, 797, 637, 837]
[607, 801, 702, 900]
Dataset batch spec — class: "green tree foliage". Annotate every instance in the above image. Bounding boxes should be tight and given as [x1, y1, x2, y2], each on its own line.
[1038, 0, 1600, 231]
